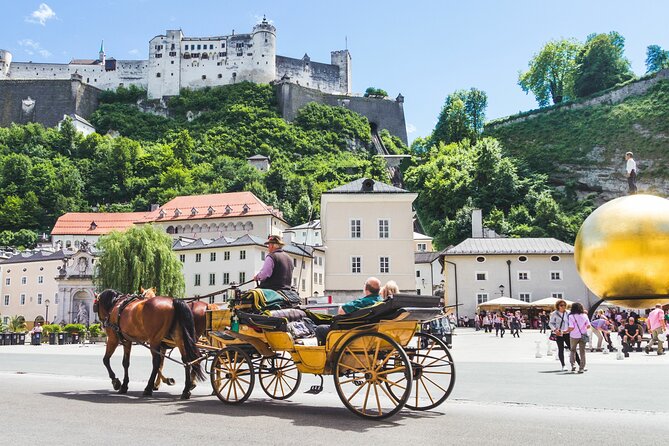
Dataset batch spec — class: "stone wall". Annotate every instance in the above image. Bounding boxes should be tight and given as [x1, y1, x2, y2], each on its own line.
[276, 81, 407, 144]
[0, 79, 100, 128]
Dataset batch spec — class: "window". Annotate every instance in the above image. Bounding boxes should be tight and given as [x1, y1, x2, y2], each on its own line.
[240, 250, 246, 260]
[301, 279, 306, 292]
[197, 44, 201, 50]
[195, 253, 202, 263]
[38, 276, 44, 284]
[293, 258, 297, 267]
[350, 219, 361, 238]
[21, 277, 27, 285]
[5, 278, 9, 286]
[475, 272, 487, 281]
[417, 243, 427, 252]
[3, 295, 8, 306]
[379, 257, 390, 274]
[202, 75, 206, 80]
[239, 272, 246, 283]
[319, 257, 323, 266]
[210, 252, 216, 262]
[416, 289, 421, 295]
[37, 293, 42, 305]
[209, 273, 216, 286]
[550, 271, 562, 280]
[378, 219, 389, 238]
[550, 255, 561, 262]
[314, 272, 318, 283]
[551, 292, 564, 299]
[20, 294, 26, 305]
[224, 251, 230, 261]
[55, 293, 59, 304]
[156, 73, 161, 77]
[318, 273, 323, 285]
[179, 254, 185, 263]
[476, 256, 486, 263]
[519, 293, 531, 303]
[155, 53, 162, 58]
[293, 277, 297, 287]
[169, 51, 176, 57]
[351, 256, 361, 274]
[518, 271, 529, 280]
[416, 270, 421, 277]
[518, 256, 528, 262]
[194, 274, 201, 286]
[477, 293, 488, 304]
[223, 273, 230, 284]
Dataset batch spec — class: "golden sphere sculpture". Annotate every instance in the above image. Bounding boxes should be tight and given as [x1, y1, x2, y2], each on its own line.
[575, 194, 669, 309]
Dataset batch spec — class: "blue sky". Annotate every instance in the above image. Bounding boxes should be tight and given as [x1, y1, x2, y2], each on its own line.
[2, 1, 667, 143]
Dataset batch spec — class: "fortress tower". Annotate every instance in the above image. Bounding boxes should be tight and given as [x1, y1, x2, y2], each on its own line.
[250, 16, 277, 84]
[0, 49, 12, 78]
[148, 29, 183, 98]
[330, 50, 351, 94]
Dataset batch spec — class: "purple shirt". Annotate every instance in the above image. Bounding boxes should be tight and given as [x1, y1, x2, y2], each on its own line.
[591, 318, 609, 330]
[568, 313, 591, 339]
[255, 256, 275, 282]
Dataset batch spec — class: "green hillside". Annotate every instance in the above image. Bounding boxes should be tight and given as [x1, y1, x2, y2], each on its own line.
[486, 79, 669, 192]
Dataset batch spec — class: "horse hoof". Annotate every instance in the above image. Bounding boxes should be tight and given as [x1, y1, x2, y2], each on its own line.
[119, 387, 128, 394]
[181, 391, 191, 400]
[153, 385, 160, 391]
[166, 378, 176, 386]
[143, 389, 153, 397]
[112, 379, 121, 391]
[188, 383, 197, 391]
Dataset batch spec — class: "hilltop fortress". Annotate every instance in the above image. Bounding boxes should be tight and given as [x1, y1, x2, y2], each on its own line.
[0, 17, 407, 144]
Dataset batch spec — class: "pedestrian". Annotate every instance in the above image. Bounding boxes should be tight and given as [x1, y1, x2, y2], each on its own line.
[510, 311, 521, 338]
[565, 302, 591, 373]
[549, 300, 580, 371]
[623, 316, 643, 356]
[591, 315, 613, 352]
[644, 303, 666, 355]
[539, 311, 548, 334]
[625, 151, 637, 195]
[482, 313, 491, 333]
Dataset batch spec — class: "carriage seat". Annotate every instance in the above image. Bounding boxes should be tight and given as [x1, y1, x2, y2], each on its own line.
[330, 294, 443, 329]
[238, 308, 316, 340]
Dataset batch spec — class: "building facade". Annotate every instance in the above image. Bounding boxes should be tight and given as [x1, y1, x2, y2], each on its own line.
[0, 18, 350, 100]
[321, 178, 417, 302]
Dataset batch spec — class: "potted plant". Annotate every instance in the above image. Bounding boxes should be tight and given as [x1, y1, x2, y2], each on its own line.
[42, 324, 62, 345]
[8, 316, 27, 344]
[87, 324, 105, 343]
[63, 323, 86, 344]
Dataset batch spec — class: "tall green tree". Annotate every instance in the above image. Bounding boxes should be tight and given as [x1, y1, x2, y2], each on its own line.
[95, 225, 185, 297]
[464, 88, 488, 138]
[518, 38, 582, 106]
[432, 89, 488, 145]
[645, 45, 669, 74]
[573, 32, 634, 97]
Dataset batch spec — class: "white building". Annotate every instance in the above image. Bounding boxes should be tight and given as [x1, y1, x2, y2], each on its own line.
[284, 220, 322, 247]
[0, 18, 351, 100]
[415, 251, 445, 297]
[321, 178, 417, 301]
[442, 238, 594, 319]
[173, 234, 324, 302]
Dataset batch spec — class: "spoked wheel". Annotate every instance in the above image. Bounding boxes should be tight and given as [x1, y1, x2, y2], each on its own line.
[393, 332, 455, 410]
[259, 352, 302, 400]
[333, 332, 412, 419]
[210, 346, 255, 404]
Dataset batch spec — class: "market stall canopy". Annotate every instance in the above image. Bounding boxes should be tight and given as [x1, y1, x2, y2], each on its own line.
[529, 297, 575, 309]
[477, 297, 530, 310]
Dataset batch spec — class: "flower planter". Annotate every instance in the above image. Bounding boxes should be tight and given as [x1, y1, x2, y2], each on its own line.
[48, 333, 57, 345]
[57, 333, 65, 345]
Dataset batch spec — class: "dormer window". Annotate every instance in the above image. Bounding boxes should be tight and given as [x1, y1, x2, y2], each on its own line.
[90, 222, 97, 230]
[159, 209, 166, 218]
[242, 204, 250, 213]
[225, 205, 232, 214]
[207, 206, 215, 215]
[174, 209, 182, 217]
[191, 207, 198, 216]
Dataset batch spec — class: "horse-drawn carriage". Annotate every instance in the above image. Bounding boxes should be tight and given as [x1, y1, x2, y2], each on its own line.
[203, 287, 456, 419]
[96, 285, 455, 420]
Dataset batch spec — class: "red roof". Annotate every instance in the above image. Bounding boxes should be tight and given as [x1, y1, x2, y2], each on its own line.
[51, 192, 284, 236]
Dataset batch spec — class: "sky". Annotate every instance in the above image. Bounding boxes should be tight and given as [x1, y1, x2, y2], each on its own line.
[1, 1, 668, 143]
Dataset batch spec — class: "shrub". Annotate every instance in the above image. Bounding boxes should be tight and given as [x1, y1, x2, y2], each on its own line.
[63, 323, 86, 334]
[88, 324, 103, 337]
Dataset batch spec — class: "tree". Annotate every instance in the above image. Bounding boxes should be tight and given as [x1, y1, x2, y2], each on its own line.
[432, 89, 488, 145]
[573, 32, 634, 98]
[364, 87, 389, 98]
[464, 88, 488, 138]
[95, 225, 185, 297]
[8, 315, 27, 332]
[645, 45, 669, 74]
[518, 38, 581, 106]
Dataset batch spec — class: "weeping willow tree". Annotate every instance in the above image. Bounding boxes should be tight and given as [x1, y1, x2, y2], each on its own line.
[95, 225, 185, 297]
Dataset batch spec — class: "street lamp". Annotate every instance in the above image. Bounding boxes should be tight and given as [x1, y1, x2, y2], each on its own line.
[45, 299, 50, 323]
[499, 285, 505, 297]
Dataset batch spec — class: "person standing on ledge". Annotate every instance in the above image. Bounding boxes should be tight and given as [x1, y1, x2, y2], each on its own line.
[625, 151, 637, 195]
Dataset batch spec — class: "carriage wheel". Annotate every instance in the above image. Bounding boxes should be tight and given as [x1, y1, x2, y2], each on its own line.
[333, 332, 412, 419]
[389, 332, 455, 410]
[258, 352, 302, 400]
[210, 347, 255, 404]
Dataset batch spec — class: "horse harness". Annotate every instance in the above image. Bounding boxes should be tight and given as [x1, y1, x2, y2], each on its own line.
[102, 294, 142, 344]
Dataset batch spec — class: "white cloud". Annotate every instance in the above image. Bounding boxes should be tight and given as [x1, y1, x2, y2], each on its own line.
[26, 3, 57, 26]
[128, 49, 140, 55]
[406, 123, 417, 134]
[18, 39, 51, 58]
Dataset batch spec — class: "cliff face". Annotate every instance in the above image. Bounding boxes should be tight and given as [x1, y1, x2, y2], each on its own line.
[486, 75, 669, 203]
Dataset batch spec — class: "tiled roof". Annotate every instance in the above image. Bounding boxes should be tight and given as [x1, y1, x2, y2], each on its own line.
[286, 220, 321, 231]
[415, 252, 441, 264]
[51, 212, 151, 235]
[324, 178, 409, 194]
[0, 250, 66, 265]
[445, 238, 574, 255]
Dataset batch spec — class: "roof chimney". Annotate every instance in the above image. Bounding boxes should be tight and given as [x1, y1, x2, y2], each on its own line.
[472, 209, 483, 238]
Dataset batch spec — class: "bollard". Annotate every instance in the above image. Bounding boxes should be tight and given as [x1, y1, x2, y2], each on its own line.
[546, 337, 553, 356]
[535, 340, 543, 358]
[615, 336, 625, 360]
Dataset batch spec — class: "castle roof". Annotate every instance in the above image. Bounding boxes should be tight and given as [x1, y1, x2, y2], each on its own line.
[51, 212, 151, 235]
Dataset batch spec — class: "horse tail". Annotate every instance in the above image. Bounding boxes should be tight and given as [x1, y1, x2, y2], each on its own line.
[173, 299, 205, 381]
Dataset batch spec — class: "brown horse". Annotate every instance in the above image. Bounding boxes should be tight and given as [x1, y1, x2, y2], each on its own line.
[95, 289, 205, 399]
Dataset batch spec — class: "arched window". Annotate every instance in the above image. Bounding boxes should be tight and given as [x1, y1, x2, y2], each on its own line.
[166, 226, 175, 234]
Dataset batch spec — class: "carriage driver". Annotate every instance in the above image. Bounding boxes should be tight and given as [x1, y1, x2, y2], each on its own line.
[253, 235, 295, 291]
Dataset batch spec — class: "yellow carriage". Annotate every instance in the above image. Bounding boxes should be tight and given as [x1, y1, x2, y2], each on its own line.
[205, 287, 455, 419]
